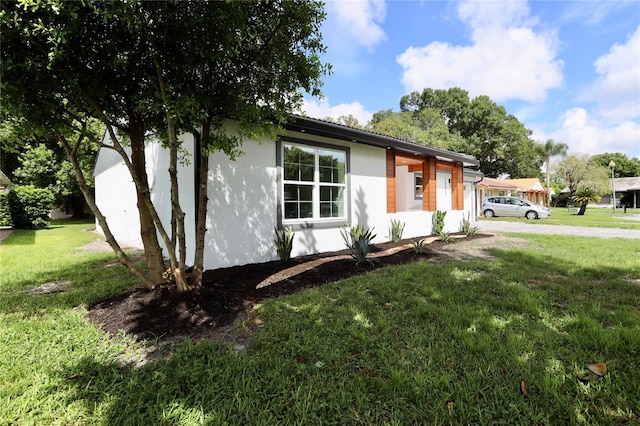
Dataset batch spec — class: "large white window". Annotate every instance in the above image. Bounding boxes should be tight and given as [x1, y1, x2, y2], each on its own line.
[282, 142, 347, 222]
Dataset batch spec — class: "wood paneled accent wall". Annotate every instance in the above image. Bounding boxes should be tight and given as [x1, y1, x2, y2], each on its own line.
[386, 150, 396, 213]
[452, 162, 464, 210]
[423, 157, 437, 211]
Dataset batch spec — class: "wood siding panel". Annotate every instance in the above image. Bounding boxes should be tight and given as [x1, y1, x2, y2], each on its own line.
[452, 163, 464, 210]
[386, 150, 396, 213]
[423, 157, 437, 211]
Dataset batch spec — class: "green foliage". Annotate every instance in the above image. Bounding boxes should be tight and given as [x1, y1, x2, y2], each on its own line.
[459, 212, 479, 236]
[388, 218, 405, 243]
[13, 144, 58, 189]
[380, 87, 543, 178]
[591, 152, 640, 178]
[411, 239, 427, 253]
[340, 224, 376, 266]
[438, 231, 451, 242]
[571, 188, 601, 215]
[0, 192, 12, 227]
[431, 210, 446, 235]
[554, 154, 610, 195]
[274, 226, 295, 263]
[8, 185, 54, 229]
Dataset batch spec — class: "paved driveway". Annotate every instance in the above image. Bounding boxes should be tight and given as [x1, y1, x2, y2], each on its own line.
[476, 220, 640, 239]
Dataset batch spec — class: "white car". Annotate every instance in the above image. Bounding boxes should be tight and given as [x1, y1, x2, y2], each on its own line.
[482, 196, 551, 220]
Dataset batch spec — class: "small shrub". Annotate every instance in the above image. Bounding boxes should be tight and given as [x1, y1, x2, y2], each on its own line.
[341, 223, 376, 266]
[438, 231, 451, 242]
[388, 218, 405, 243]
[432, 210, 446, 235]
[8, 185, 54, 229]
[459, 212, 479, 237]
[274, 226, 295, 262]
[0, 191, 12, 227]
[411, 239, 427, 254]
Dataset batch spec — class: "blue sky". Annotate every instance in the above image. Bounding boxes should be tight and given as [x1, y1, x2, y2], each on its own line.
[300, 0, 640, 160]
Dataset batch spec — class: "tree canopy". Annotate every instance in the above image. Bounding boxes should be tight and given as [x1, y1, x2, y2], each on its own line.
[591, 153, 640, 178]
[1, 0, 329, 290]
[370, 88, 543, 178]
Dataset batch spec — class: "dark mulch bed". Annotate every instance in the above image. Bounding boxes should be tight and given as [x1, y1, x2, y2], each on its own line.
[87, 235, 485, 343]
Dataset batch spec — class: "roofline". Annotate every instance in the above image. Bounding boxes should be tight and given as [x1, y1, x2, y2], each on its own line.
[285, 115, 480, 168]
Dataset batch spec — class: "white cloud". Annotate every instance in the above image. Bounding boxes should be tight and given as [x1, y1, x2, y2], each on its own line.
[299, 98, 374, 126]
[578, 26, 640, 122]
[537, 108, 640, 158]
[396, 0, 563, 102]
[322, 0, 387, 77]
[327, 0, 387, 51]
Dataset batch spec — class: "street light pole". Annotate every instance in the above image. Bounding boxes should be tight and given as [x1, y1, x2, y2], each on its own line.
[609, 160, 616, 213]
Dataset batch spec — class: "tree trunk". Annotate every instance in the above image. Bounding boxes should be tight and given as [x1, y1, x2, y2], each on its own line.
[167, 119, 189, 292]
[192, 120, 211, 288]
[577, 202, 587, 216]
[129, 127, 166, 284]
[57, 131, 158, 289]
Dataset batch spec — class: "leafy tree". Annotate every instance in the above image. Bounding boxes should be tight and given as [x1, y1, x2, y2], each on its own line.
[1, 0, 329, 291]
[571, 187, 600, 216]
[377, 87, 542, 178]
[323, 115, 362, 128]
[539, 139, 568, 205]
[554, 154, 609, 198]
[591, 153, 640, 178]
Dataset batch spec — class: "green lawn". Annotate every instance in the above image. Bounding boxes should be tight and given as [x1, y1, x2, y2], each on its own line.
[1, 222, 639, 424]
[481, 207, 640, 230]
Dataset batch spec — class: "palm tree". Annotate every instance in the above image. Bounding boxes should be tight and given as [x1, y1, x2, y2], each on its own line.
[571, 187, 600, 216]
[542, 139, 568, 206]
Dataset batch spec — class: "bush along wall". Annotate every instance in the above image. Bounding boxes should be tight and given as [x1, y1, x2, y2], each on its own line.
[0, 191, 12, 227]
[8, 185, 55, 229]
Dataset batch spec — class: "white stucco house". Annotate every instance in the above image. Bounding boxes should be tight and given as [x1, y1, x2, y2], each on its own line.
[94, 115, 480, 271]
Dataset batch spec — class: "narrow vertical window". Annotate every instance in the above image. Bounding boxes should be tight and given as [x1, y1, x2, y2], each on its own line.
[415, 172, 423, 199]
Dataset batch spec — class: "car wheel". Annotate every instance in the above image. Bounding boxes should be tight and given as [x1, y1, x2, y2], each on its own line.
[484, 209, 495, 218]
[525, 210, 538, 220]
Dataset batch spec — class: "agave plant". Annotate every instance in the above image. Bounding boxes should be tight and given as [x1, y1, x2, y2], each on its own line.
[432, 210, 446, 235]
[388, 218, 405, 243]
[340, 223, 376, 266]
[274, 226, 295, 262]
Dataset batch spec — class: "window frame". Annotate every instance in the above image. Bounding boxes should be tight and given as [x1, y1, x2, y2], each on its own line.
[277, 137, 350, 230]
[414, 172, 423, 200]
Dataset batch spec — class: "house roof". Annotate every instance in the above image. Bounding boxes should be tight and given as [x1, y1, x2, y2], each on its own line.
[613, 177, 640, 191]
[285, 115, 480, 168]
[505, 178, 545, 192]
[477, 177, 519, 189]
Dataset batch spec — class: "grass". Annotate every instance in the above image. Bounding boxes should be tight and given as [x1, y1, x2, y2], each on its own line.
[1, 221, 639, 424]
[481, 207, 640, 230]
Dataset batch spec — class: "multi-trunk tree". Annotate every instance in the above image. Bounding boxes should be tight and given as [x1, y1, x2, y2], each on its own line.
[1, 0, 329, 291]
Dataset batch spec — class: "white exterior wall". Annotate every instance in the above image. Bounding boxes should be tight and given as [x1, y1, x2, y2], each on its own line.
[94, 135, 195, 262]
[94, 127, 475, 271]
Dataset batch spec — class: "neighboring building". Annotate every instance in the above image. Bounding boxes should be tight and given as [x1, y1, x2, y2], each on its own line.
[600, 177, 640, 208]
[506, 178, 547, 205]
[94, 116, 480, 271]
[478, 177, 548, 207]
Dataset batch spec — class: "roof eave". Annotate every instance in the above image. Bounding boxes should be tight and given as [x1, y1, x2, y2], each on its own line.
[285, 115, 480, 168]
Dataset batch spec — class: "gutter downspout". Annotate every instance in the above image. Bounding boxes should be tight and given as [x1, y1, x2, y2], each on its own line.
[192, 129, 201, 264]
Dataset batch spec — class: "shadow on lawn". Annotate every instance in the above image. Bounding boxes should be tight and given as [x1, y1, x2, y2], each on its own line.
[48, 244, 640, 425]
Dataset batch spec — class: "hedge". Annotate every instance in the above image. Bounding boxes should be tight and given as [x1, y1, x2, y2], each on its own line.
[0, 191, 11, 227]
[8, 185, 55, 229]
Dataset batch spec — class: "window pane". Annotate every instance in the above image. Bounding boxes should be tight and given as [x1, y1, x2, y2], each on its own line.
[318, 149, 346, 183]
[320, 186, 344, 217]
[284, 202, 299, 219]
[284, 144, 315, 182]
[299, 185, 313, 202]
[300, 164, 314, 182]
